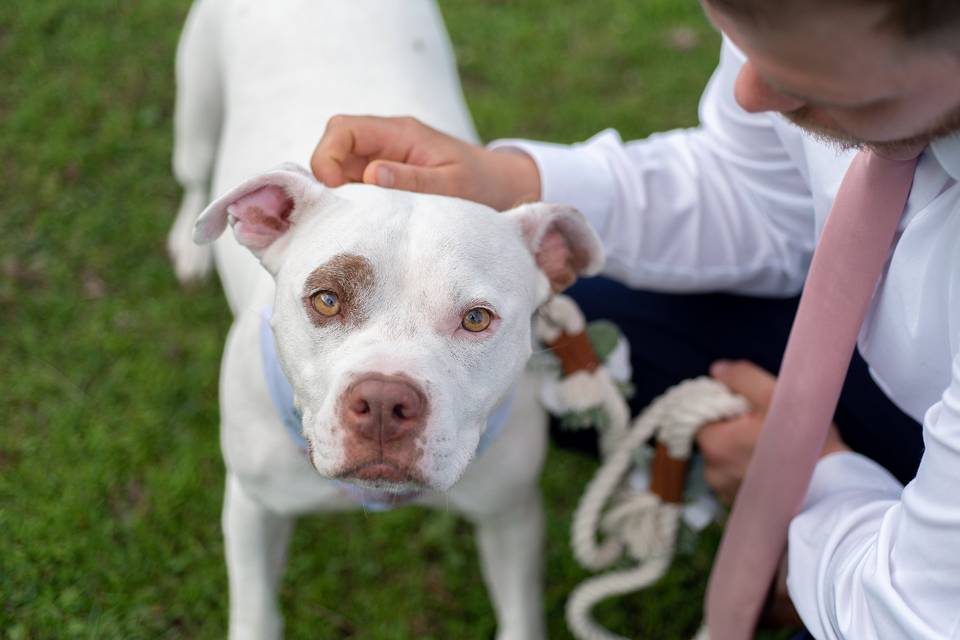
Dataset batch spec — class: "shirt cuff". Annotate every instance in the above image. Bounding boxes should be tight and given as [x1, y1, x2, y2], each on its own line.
[787, 452, 905, 637]
[488, 129, 620, 234]
[801, 451, 902, 512]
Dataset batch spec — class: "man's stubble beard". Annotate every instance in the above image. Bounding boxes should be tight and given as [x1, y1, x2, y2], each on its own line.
[784, 103, 960, 155]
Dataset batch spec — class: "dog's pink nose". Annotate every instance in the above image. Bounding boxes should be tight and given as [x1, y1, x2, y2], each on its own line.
[342, 374, 427, 443]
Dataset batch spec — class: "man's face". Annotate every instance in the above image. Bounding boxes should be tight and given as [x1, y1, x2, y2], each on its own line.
[704, 2, 960, 153]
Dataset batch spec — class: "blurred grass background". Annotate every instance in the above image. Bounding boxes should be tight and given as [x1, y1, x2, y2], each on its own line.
[0, 1, 791, 638]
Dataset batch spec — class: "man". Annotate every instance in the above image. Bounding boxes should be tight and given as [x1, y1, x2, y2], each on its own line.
[311, 1, 960, 637]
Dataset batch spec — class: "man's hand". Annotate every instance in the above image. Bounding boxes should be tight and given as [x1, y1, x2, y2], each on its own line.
[310, 115, 541, 211]
[696, 359, 850, 506]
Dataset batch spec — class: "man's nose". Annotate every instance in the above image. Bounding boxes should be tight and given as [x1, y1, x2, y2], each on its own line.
[341, 374, 427, 443]
[734, 61, 806, 114]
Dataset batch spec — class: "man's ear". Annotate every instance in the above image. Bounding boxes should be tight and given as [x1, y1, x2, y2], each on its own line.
[193, 163, 337, 274]
[503, 202, 604, 294]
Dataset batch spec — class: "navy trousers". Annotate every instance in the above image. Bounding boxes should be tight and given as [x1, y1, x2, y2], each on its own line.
[560, 277, 925, 487]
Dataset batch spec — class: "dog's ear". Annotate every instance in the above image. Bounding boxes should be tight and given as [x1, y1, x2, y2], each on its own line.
[503, 202, 604, 293]
[193, 163, 337, 273]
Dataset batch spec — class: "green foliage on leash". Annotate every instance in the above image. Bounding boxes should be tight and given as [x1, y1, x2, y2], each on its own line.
[586, 320, 621, 362]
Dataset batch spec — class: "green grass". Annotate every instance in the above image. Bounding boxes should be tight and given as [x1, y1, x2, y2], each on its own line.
[0, 1, 792, 638]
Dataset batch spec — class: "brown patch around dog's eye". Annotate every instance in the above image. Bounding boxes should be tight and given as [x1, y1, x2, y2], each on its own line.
[302, 254, 375, 327]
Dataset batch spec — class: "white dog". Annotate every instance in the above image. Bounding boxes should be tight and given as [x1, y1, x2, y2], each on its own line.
[169, 1, 602, 638]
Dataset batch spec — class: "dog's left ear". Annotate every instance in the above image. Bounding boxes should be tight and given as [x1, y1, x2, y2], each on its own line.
[503, 202, 604, 294]
[193, 163, 337, 274]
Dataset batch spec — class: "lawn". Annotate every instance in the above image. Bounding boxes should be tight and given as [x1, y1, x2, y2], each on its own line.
[0, 1, 784, 638]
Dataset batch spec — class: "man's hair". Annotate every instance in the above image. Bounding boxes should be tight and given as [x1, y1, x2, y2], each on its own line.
[708, 0, 960, 41]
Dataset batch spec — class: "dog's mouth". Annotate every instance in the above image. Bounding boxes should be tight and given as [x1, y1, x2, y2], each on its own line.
[334, 459, 426, 492]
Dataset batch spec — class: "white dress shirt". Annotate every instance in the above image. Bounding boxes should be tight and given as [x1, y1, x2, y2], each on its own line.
[492, 39, 960, 640]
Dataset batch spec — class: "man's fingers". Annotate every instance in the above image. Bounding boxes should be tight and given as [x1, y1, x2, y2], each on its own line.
[697, 413, 757, 461]
[310, 115, 419, 187]
[704, 469, 737, 506]
[363, 159, 456, 195]
[709, 359, 776, 408]
[697, 411, 765, 506]
[311, 117, 360, 186]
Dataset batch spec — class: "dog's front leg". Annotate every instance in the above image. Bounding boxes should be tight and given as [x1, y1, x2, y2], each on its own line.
[474, 489, 546, 640]
[223, 473, 293, 640]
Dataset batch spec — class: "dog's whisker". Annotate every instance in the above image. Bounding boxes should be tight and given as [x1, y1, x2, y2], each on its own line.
[530, 345, 558, 356]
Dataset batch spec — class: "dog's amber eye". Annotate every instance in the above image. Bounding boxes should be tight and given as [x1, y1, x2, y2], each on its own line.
[461, 307, 492, 332]
[311, 290, 341, 317]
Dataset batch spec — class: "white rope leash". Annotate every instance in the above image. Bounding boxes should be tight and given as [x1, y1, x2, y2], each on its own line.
[533, 295, 632, 454]
[532, 295, 747, 639]
[566, 378, 748, 640]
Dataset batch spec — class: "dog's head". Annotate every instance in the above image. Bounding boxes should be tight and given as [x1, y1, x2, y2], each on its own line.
[196, 164, 602, 492]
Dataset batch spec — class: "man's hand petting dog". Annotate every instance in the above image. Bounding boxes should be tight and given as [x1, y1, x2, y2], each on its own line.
[697, 359, 850, 507]
[311, 114, 541, 211]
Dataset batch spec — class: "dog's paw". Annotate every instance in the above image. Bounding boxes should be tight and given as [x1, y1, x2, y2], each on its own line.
[168, 190, 214, 285]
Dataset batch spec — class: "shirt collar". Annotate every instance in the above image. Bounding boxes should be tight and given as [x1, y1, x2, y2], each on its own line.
[930, 133, 960, 181]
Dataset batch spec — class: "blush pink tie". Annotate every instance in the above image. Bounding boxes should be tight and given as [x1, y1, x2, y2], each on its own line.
[705, 146, 923, 638]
